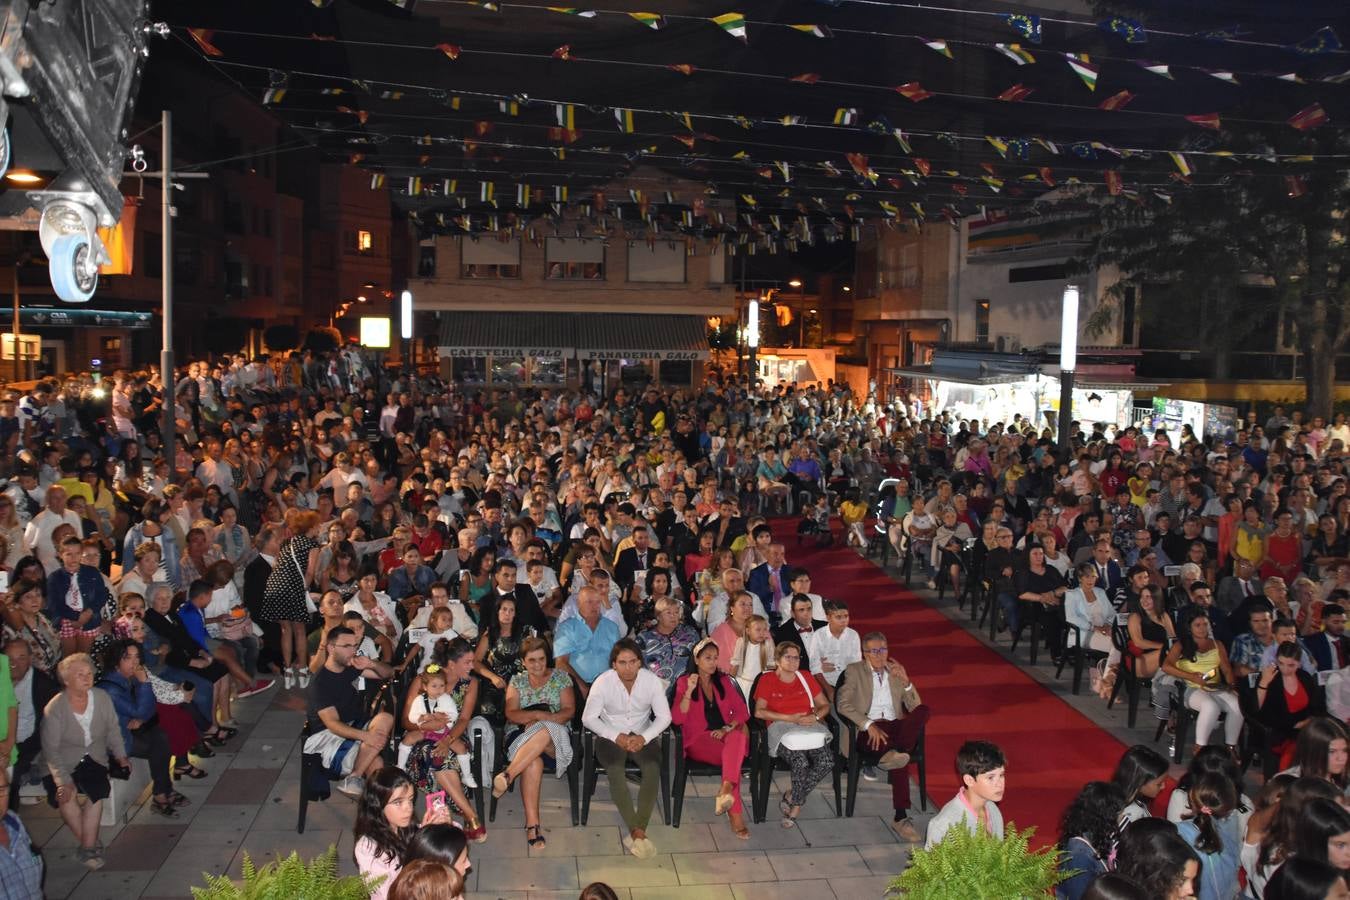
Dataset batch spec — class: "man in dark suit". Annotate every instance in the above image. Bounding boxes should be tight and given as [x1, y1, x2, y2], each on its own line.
[478, 558, 547, 635]
[613, 524, 656, 595]
[705, 497, 746, 550]
[1215, 557, 1262, 616]
[1307, 603, 1350, 672]
[243, 526, 284, 673]
[1083, 539, 1125, 596]
[771, 594, 828, 671]
[4, 637, 59, 806]
[746, 543, 790, 628]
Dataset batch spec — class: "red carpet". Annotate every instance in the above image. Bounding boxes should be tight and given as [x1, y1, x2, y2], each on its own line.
[784, 532, 1128, 844]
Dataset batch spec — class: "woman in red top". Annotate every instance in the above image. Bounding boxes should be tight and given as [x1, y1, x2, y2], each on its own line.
[1261, 511, 1304, 584]
[752, 642, 833, 829]
[672, 639, 751, 839]
[1257, 642, 1326, 770]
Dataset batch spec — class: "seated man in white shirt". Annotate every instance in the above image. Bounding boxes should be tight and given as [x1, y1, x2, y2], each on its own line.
[808, 600, 862, 702]
[776, 567, 828, 624]
[581, 637, 672, 860]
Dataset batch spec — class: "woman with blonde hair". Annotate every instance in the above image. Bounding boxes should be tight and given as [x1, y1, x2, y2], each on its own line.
[261, 508, 323, 689]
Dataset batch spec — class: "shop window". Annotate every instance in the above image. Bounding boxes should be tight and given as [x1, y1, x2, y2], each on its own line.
[1008, 263, 1067, 283]
[418, 243, 437, 277]
[659, 360, 692, 384]
[620, 360, 652, 385]
[357, 230, 374, 253]
[100, 336, 123, 368]
[490, 355, 526, 384]
[452, 357, 486, 385]
[531, 356, 566, 384]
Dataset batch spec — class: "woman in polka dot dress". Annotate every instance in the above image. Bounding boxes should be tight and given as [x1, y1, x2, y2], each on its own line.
[262, 508, 322, 689]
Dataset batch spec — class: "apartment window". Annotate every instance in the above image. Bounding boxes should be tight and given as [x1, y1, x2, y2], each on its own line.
[546, 238, 605, 280]
[100, 337, 123, 367]
[357, 230, 374, 253]
[1008, 263, 1068, 283]
[461, 237, 521, 279]
[1121, 285, 1137, 345]
[418, 242, 437, 278]
[250, 207, 259, 235]
[223, 200, 244, 235]
[975, 300, 990, 344]
[143, 240, 162, 278]
[251, 264, 262, 296]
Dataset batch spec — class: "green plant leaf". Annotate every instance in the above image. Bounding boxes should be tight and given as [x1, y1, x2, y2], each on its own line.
[886, 823, 1068, 900]
[190, 845, 381, 900]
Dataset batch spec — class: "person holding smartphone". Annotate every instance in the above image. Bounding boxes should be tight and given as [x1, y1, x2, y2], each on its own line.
[354, 767, 452, 900]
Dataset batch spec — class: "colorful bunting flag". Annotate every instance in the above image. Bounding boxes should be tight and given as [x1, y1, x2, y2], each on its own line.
[892, 129, 913, 153]
[547, 7, 596, 15]
[789, 72, 821, 84]
[1288, 102, 1328, 131]
[1034, 137, 1060, 155]
[986, 136, 1009, 157]
[1098, 90, 1134, 111]
[921, 38, 953, 59]
[555, 104, 575, 129]
[1294, 26, 1341, 55]
[1039, 167, 1055, 187]
[436, 43, 461, 60]
[1168, 152, 1192, 176]
[1285, 176, 1307, 197]
[262, 87, 286, 105]
[981, 175, 1004, 193]
[833, 108, 858, 125]
[1100, 16, 1146, 43]
[370, 173, 385, 189]
[667, 63, 696, 75]
[498, 99, 518, 115]
[1275, 73, 1305, 84]
[1135, 60, 1172, 79]
[407, 176, 422, 196]
[320, 87, 345, 95]
[896, 82, 933, 102]
[997, 83, 1034, 102]
[187, 28, 224, 57]
[672, 134, 696, 149]
[912, 158, 931, 176]
[629, 12, 665, 29]
[994, 43, 1036, 65]
[480, 182, 495, 202]
[774, 161, 791, 182]
[779, 115, 803, 125]
[1204, 69, 1239, 84]
[1065, 54, 1098, 90]
[615, 108, 636, 132]
[1185, 113, 1221, 130]
[789, 24, 832, 38]
[710, 13, 747, 43]
[1104, 170, 1122, 195]
[1000, 13, 1041, 44]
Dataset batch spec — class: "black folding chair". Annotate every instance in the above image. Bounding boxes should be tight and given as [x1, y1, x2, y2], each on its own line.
[1055, 609, 1110, 695]
[578, 727, 672, 827]
[1106, 615, 1149, 727]
[670, 682, 759, 827]
[746, 672, 842, 824]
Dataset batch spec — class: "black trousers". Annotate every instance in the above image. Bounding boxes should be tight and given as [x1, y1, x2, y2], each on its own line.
[131, 726, 174, 798]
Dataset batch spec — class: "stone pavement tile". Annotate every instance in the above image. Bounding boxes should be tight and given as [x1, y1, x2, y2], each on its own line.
[44, 820, 125, 848]
[205, 767, 282, 806]
[248, 709, 305, 739]
[708, 818, 806, 852]
[477, 856, 579, 893]
[796, 815, 899, 848]
[576, 853, 679, 888]
[67, 869, 156, 900]
[527, 825, 624, 859]
[828, 874, 895, 897]
[230, 828, 345, 877]
[856, 842, 913, 877]
[466, 893, 527, 900]
[22, 814, 66, 846]
[100, 823, 189, 871]
[765, 846, 867, 880]
[173, 803, 260, 847]
[731, 880, 834, 900]
[227, 736, 292, 769]
[40, 847, 92, 900]
[143, 843, 241, 898]
[250, 795, 352, 832]
[671, 849, 773, 885]
[632, 886, 735, 900]
[638, 822, 718, 854]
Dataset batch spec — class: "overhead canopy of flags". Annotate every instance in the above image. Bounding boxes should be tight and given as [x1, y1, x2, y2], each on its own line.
[171, 1, 1350, 240]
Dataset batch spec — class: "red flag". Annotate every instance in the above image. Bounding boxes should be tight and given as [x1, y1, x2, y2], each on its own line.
[546, 127, 581, 143]
[913, 158, 931, 176]
[1288, 102, 1328, 131]
[473, 121, 493, 137]
[1039, 167, 1056, 187]
[672, 134, 696, 149]
[1105, 170, 1122, 195]
[436, 43, 461, 60]
[789, 72, 821, 84]
[1286, 176, 1307, 197]
[952, 184, 968, 196]
[845, 152, 872, 178]
[348, 152, 365, 164]
[1098, 90, 1134, 111]
[896, 82, 933, 102]
[980, 162, 999, 175]
[1185, 112, 1221, 130]
[997, 83, 1034, 102]
[187, 28, 224, 57]
[336, 106, 370, 124]
[552, 45, 573, 60]
[667, 63, 696, 75]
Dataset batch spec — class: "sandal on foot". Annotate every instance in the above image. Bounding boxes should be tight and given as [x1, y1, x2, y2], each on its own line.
[174, 763, 208, 780]
[492, 771, 510, 799]
[714, 791, 735, 816]
[525, 824, 546, 849]
[170, 791, 192, 807]
[150, 797, 180, 818]
[214, 726, 239, 740]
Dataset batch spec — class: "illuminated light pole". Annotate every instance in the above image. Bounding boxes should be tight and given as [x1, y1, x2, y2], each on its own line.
[1058, 283, 1079, 453]
[400, 290, 413, 373]
[747, 297, 760, 389]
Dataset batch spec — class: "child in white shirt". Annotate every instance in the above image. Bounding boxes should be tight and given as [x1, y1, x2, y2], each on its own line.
[400, 665, 477, 788]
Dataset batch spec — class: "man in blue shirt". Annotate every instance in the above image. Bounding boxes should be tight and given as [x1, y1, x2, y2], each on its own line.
[787, 445, 824, 501]
[0, 765, 43, 899]
[386, 545, 438, 603]
[553, 586, 620, 698]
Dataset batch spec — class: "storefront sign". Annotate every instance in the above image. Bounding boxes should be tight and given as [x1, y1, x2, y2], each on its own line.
[443, 346, 573, 358]
[21, 308, 155, 329]
[583, 349, 708, 361]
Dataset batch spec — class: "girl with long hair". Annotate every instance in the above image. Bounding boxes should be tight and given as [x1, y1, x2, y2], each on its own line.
[1114, 818, 1201, 900]
[1109, 744, 1169, 826]
[1263, 859, 1350, 900]
[1285, 716, 1350, 789]
[1162, 606, 1243, 758]
[1055, 781, 1126, 900]
[1176, 771, 1240, 900]
[354, 767, 451, 900]
[1292, 797, 1350, 871]
[1254, 776, 1342, 892]
[1239, 773, 1296, 898]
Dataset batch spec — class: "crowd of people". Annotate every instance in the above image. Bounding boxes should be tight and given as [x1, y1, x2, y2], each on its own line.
[0, 352, 1347, 898]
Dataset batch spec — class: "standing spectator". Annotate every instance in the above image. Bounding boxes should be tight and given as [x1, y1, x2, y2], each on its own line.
[263, 508, 323, 689]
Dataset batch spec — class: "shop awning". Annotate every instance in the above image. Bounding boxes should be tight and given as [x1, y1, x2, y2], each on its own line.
[438, 312, 575, 358]
[576, 314, 709, 361]
[886, 365, 1035, 386]
[1076, 376, 1169, 392]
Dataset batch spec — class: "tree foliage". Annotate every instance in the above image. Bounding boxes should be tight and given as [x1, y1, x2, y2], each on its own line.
[303, 326, 343, 354]
[1058, 127, 1350, 416]
[264, 324, 301, 352]
[887, 823, 1066, 899]
[203, 317, 252, 356]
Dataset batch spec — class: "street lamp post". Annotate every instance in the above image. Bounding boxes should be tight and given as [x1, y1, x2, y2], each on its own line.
[747, 297, 760, 389]
[789, 278, 804, 347]
[400, 290, 413, 374]
[1058, 283, 1079, 454]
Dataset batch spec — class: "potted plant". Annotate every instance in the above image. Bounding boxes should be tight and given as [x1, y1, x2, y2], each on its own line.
[887, 825, 1068, 899]
[190, 846, 380, 900]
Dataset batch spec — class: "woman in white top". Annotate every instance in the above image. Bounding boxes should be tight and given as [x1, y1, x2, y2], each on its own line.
[1063, 563, 1120, 699]
[1109, 744, 1169, 828]
[1040, 532, 1072, 579]
[730, 615, 775, 699]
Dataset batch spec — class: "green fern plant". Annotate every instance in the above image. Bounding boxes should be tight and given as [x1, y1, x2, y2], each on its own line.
[190, 845, 382, 900]
[886, 824, 1069, 899]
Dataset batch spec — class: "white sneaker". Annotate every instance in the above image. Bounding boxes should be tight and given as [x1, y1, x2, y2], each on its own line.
[283, 668, 296, 690]
[297, 667, 311, 689]
[336, 775, 365, 798]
